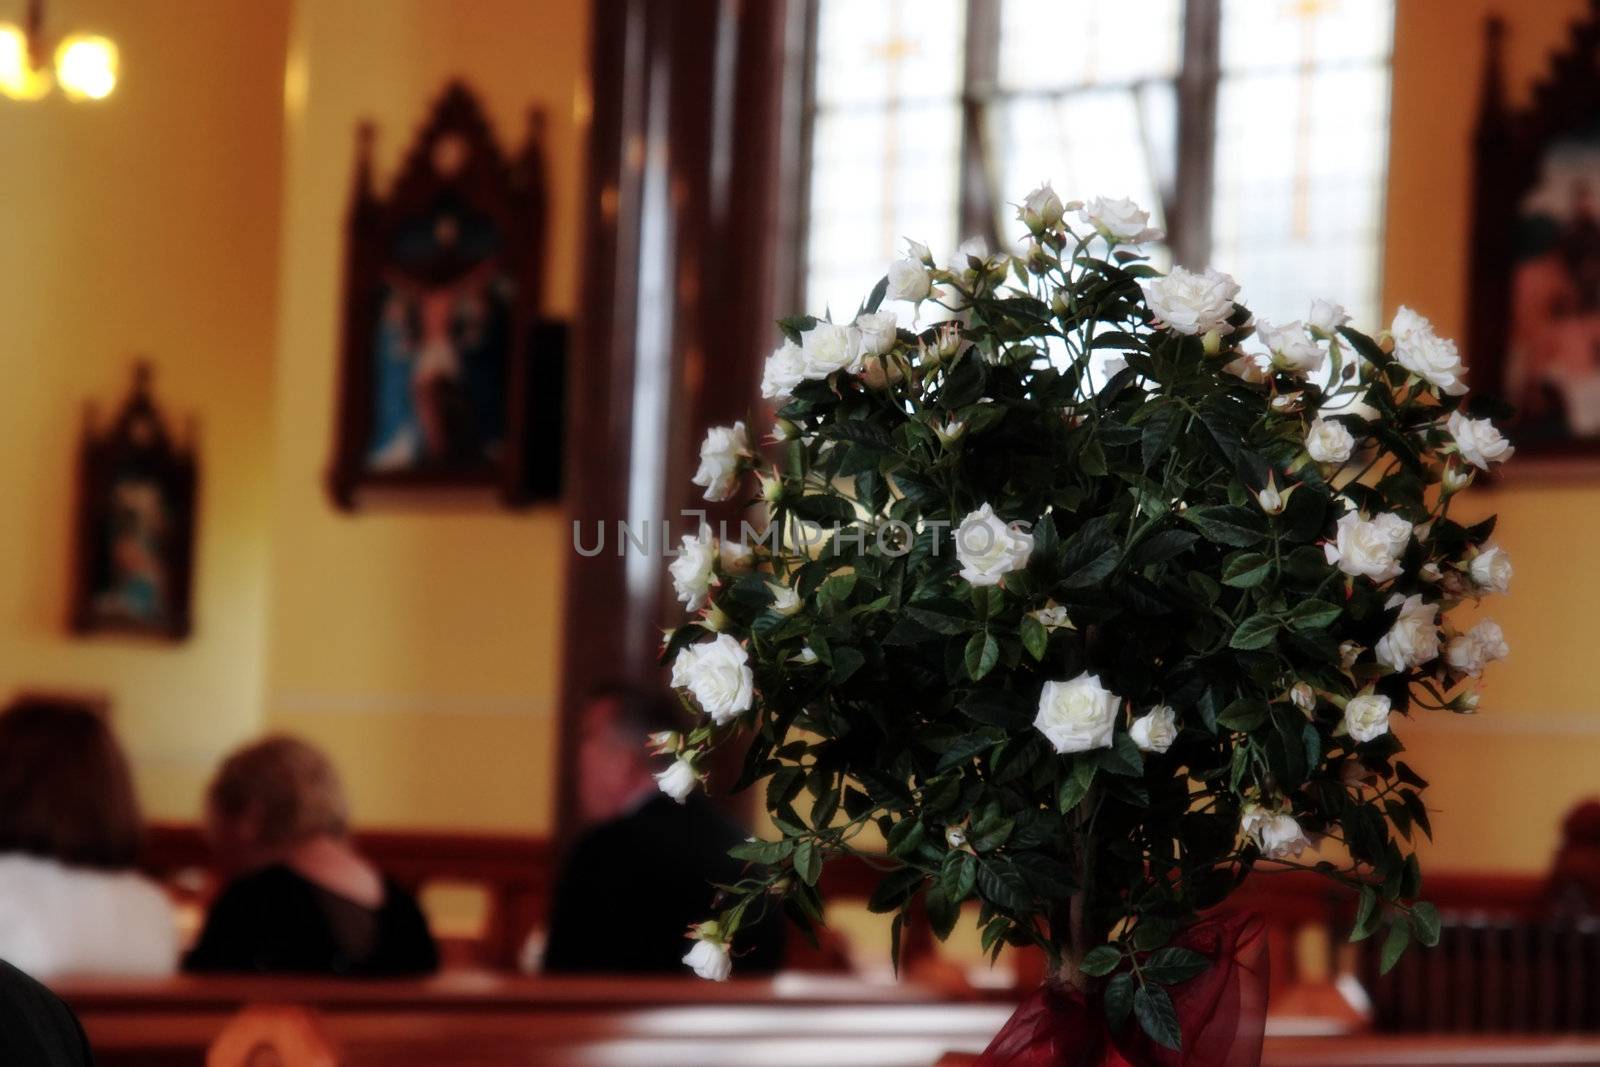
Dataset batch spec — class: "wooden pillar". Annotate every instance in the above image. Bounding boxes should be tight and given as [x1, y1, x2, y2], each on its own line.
[556, 0, 801, 839]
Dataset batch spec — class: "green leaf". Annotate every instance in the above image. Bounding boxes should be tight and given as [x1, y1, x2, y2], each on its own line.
[1379, 918, 1411, 975]
[1409, 901, 1442, 948]
[1229, 614, 1280, 651]
[1220, 551, 1272, 589]
[1218, 698, 1269, 732]
[905, 605, 974, 635]
[1134, 983, 1182, 1050]
[1098, 734, 1144, 777]
[1021, 614, 1049, 661]
[1140, 946, 1210, 985]
[1183, 505, 1266, 547]
[794, 840, 822, 886]
[1132, 528, 1199, 566]
[886, 817, 926, 859]
[1080, 944, 1122, 977]
[1285, 598, 1341, 632]
[942, 849, 978, 902]
[976, 858, 1034, 912]
[1349, 885, 1380, 942]
[1057, 758, 1096, 814]
[1103, 972, 1135, 1030]
[964, 631, 1000, 681]
[866, 866, 925, 914]
[728, 838, 793, 864]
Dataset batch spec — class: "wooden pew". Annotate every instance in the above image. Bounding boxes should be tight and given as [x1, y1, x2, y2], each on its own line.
[56, 972, 1600, 1067]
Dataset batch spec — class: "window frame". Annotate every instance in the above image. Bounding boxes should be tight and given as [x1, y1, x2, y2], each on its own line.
[795, 0, 1391, 318]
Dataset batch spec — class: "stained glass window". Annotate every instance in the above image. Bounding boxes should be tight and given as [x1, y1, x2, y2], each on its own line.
[802, 0, 1394, 331]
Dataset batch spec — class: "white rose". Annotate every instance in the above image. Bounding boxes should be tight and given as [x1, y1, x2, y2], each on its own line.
[799, 321, 865, 379]
[669, 524, 718, 611]
[1340, 641, 1363, 669]
[854, 310, 899, 357]
[1307, 298, 1350, 338]
[1290, 682, 1316, 713]
[955, 504, 1034, 587]
[683, 937, 732, 982]
[791, 645, 819, 666]
[1305, 418, 1355, 464]
[1324, 511, 1408, 583]
[691, 421, 752, 502]
[1222, 353, 1270, 384]
[1446, 619, 1508, 676]
[1256, 319, 1325, 375]
[1447, 410, 1513, 470]
[1374, 594, 1441, 673]
[1034, 672, 1120, 754]
[886, 257, 932, 303]
[1029, 603, 1073, 631]
[761, 340, 806, 400]
[906, 238, 932, 264]
[1019, 182, 1065, 230]
[1140, 266, 1241, 337]
[1390, 306, 1467, 395]
[1373, 512, 1414, 557]
[768, 582, 801, 616]
[1256, 477, 1284, 515]
[719, 540, 754, 575]
[655, 756, 702, 803]
[1078, 195, 1162, 245]
[1240, 802, 1311, 859]
[1442, 463, 1473, 493]
[1469, 543, 1512, 594]
[1129, 705, 1177, 754]
[934, 418, 966, 446]
[672, 633, 754, 725]
[1343, 692, 1392, 743]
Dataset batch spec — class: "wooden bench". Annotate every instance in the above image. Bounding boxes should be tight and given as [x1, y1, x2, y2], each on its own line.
[55, 972, 1600, 1067]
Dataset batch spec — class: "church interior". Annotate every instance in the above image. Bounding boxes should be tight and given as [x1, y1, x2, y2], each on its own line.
[4, 0, 1600, 1064]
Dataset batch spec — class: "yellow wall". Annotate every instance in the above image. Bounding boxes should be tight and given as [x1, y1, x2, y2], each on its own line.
[0, 0, 290, 818]
[1382, 0, 1598, 873]
[263, 0, 589, 834]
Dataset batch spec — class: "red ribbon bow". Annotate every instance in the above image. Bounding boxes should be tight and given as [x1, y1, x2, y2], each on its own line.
[975, 912, 1269, 1067]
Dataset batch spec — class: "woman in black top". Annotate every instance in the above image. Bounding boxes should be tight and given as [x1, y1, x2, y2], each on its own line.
[184, 736, 437, 976]
[0, 960, 93, 1066]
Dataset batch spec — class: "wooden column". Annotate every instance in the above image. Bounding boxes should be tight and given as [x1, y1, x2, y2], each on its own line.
[556, 0, 801, 838]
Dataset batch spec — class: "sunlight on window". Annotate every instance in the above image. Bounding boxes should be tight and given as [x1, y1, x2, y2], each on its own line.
[803, 0, 1394, 332]
[806, 0, 967, 319]
[1210, 0, 1394, 331]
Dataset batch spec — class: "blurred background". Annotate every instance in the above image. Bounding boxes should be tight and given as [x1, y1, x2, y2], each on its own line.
[2, 0, 1599, 1064]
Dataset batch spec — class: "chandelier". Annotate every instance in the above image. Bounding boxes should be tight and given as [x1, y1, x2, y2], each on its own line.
[0, 0, 117, 102]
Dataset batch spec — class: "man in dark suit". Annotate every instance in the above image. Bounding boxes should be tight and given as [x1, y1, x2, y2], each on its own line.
[542, 685, 785, 975]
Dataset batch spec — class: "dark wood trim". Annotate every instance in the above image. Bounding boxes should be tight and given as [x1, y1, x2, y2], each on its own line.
[1170, 0, 1220, 268]
[557, 0, 796, 838]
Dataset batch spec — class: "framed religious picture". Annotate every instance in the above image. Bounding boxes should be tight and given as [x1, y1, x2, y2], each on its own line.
[70, 363, 198, 640]
[328, 81, 566, 510]
[1467, 7, 1600, 461]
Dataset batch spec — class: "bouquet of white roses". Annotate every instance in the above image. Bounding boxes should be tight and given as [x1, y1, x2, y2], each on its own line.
[659, 186, 1510, 1051]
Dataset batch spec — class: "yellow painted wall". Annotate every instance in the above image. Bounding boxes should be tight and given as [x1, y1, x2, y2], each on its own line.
[0, 0, 290, 819]
[1382, 0, 1599, 873]
[264, 0, 589, 834]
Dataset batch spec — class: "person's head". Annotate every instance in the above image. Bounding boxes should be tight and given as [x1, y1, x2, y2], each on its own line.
[577, 684, 684, 823]
[204, 735, 350, 874]
[0, 696, 143, 870]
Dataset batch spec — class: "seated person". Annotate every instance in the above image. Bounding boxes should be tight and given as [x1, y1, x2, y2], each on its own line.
[184, 735, 438, 975]
[542, 685, 784, 974]
[0, 959, 93, 1066]
[0, 697, 178, 977]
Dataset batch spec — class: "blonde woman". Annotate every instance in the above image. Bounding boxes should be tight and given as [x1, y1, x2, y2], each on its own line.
[185, 736, 437, 975]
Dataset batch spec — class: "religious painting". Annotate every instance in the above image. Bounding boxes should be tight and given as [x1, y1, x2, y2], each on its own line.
[1467, 11, 1600, 460]
[329, 81, 565, 509]
[70, 364, 197, 640]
